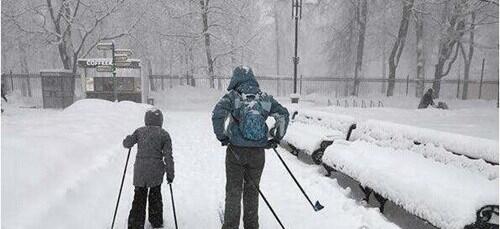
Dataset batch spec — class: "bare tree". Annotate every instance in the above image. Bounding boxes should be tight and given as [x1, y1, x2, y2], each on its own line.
[322, 0, 357, 96]
[274, 0, 281, 76]
[353, 0, 368, 96]
[387, 0, 414, 96]
[199, 0, 216, 88]
[3, 0, 135, 73]
[414, 1, 425, 97]
[459, 12, 476, 100]
[431, 0, 467, 97]
[457, 0, 497, 99]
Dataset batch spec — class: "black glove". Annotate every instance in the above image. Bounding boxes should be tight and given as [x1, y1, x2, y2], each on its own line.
[219, 137, 230, 146]
[167, 175, 174, 184]
[266, 138, 280, 149]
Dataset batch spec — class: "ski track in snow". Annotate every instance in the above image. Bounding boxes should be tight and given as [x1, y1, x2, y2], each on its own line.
[1, 102, 398, 229]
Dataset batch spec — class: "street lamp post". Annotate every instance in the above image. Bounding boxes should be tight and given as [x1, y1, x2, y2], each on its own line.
[291, 0, 302, 103]
[97, 42, 117, 101]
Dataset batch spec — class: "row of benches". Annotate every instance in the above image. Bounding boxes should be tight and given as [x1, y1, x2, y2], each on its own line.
[280, 111, 499, 229]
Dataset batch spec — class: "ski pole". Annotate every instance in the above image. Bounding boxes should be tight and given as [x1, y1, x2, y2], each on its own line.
[111, 147, 132, 229]
[227, 146, 286, 229]
[271, 147, 324, 212]
[169, 183, 179, 229]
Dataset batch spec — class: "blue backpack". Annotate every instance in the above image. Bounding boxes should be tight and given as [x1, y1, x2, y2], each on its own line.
[234, 92, 271, 141]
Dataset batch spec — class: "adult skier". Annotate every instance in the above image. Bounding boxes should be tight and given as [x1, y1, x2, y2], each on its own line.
[212, 65, 289, 229]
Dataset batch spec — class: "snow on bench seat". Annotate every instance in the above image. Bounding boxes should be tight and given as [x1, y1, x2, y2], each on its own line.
[322, 140, 499, 229]
[282, 122, 343, 163]
[355, 119, 499, 165]
[292, 110, 356, 133]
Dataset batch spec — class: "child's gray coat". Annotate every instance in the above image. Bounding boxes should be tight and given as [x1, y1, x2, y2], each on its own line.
[123, 109, 174, 187]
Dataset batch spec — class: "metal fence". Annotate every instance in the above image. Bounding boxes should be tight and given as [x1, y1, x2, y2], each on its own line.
[2, 72, 497, 107]
[149, 75, 499, 100]
[1, 72, 84, 107]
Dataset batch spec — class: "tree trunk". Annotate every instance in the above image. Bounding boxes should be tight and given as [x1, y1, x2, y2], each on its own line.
[415, 10, 425, 98]
[387, 0, 414, 96]
[353, 0, 367, 96]
[432, 1, 466, 98]
[230, 37, 237, 68]
[461, 61, 470, 99]
[58, 38, 72, 70]
[200, 0, 215, 88]
[432, 59, 444, 96]
[461, 12, 475, 100]
[184, 46, 189, 86]
[381, 6, 387, 95]
[18, 41, 31, 97]
[46, 0, 72, 70]
[381, 51, 386, 94]
[189, 45, 196, 87]
[147, 58, 155, 90]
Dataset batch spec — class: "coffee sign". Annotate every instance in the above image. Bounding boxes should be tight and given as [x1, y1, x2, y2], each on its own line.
[86, 59, 112, 66]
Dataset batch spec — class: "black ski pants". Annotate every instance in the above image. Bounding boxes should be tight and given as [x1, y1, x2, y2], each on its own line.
[128, 185, 163, 229]
[223, 145, 265, 229]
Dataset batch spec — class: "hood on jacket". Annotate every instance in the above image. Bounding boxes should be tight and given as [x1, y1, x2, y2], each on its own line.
[145, 108, 163, 127]
[227, 65, 260, 94]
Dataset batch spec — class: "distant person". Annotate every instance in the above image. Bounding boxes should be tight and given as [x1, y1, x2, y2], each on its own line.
[1, 83, 7, 113]
[418, 88, 435, 109]
[212, 65, 289, 229]
[1, 84, 7, 102]
[123, 108, 174, 229]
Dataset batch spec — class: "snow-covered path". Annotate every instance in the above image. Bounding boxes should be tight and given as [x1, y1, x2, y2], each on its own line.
[1, 100, 398, 229]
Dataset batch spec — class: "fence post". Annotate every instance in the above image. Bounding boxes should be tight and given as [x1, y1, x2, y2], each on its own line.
[406, 75, 409, 96]
[479, 58, 485, 99]
[456, 73, 461, 99]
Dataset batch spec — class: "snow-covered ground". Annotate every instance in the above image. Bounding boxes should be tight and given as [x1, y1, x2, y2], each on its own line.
[1, 94, 397, 228]
[2, 87, 498, 229]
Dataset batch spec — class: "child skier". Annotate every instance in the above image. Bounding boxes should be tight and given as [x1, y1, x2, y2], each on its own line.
[123, 108, 174, 229]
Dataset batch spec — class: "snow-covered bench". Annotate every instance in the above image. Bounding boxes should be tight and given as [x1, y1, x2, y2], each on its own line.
[290, 109, 498, 179]
[291, 109, 498, 166]
[352, 119, 499, 166]
[280, 111, 356, 164]
[322, 140, 499, 229]
[281, 122, 339, 164]
[280, 109, 498, 228]
[348, 120, 499, 180]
